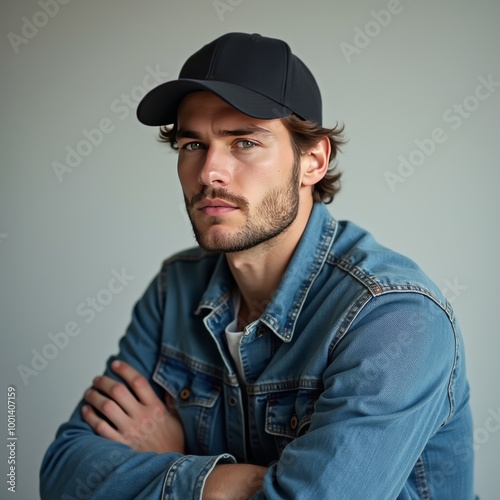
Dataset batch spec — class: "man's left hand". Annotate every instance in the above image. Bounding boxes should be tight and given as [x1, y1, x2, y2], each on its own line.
[82, 360, 185, 454]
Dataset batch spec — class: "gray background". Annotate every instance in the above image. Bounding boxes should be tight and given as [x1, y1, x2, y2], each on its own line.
[1, 0, 499, 498]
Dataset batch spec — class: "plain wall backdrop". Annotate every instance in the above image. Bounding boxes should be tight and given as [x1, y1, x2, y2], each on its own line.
[1, 0, 499, 498]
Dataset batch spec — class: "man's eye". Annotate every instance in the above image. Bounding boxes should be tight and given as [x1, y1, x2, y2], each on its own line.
[183, 142, 204, 151]
[235, 140, 257, 149]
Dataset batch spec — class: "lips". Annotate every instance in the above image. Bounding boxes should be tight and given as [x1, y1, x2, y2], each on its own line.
[198, 198, 238, 216]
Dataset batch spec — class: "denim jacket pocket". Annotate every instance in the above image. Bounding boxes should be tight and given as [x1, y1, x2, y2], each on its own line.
[264, 388, 320, 454]
[153, 349, 223, 454]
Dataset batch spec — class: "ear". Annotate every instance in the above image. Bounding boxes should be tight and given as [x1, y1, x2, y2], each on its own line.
[300, 136, 331, 188]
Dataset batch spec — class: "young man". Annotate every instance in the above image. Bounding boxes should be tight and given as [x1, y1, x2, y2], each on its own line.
[40, 33, 474, 499]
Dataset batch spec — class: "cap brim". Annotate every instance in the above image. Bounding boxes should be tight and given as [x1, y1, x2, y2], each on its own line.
[136, 79, 294, 126]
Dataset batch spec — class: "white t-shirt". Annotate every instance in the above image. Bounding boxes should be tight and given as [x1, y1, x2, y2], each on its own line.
[224, 291, 246, 384]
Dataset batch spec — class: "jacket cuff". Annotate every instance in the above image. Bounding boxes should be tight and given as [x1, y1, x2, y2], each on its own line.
[162, 454, 236, 499]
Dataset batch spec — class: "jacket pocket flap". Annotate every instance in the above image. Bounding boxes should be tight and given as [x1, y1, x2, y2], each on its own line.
[265, 389, 319, 438]
[153, 352, 221, 409]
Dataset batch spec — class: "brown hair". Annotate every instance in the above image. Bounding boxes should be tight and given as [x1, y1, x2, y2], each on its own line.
[159, 115, 345, 204]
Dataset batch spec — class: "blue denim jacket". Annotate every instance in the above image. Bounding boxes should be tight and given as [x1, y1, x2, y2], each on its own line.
[40, 203, 474, 499]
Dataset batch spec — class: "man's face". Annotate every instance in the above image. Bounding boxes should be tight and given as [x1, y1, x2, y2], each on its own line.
[176, 91, 302, 253]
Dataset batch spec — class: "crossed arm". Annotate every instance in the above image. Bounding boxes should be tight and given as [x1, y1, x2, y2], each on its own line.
[82, 360, 267, 499]
[41, 286, 457, 499]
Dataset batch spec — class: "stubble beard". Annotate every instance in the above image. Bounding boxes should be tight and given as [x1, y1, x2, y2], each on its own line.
[185, 160, 301, 253]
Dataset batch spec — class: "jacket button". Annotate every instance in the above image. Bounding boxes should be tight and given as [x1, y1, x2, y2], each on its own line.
[290, 415, 298, 430]
[179, 388, 190, 400]
[229, 396, 237, 406]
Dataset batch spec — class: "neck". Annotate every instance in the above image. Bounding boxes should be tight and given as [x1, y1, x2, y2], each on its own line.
[227, 199, 314, 328]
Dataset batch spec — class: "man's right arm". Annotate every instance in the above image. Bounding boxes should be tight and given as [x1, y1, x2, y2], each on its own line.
[202, 464, 267, 500]
[39, 273, 235, 499]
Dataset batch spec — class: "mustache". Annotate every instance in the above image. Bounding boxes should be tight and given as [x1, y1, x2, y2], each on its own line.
[188, 187, 249, 210]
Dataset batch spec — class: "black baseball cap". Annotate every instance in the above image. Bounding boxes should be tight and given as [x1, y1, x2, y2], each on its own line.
[136, 32, 322, 126]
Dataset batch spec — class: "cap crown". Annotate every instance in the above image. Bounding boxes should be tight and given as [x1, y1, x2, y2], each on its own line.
[180, 33, 322, 124]
[136, 32, 322, 126]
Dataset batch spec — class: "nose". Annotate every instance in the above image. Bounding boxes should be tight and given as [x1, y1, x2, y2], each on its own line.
[198, 144, 231, 187]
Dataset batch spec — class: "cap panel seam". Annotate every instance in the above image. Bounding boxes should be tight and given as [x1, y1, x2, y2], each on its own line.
[280, 42, 291, 110]
[206, 35, 229, 79]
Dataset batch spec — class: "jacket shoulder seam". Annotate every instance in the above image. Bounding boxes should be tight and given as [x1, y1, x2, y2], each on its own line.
[328, 288, 454, 358]
[328, 254, 450, 314]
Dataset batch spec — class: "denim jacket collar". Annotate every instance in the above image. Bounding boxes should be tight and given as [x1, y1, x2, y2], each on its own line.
[195, 203, 337, 342]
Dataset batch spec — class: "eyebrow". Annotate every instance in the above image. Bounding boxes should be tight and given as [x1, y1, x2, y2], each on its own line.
[176, 125, 274, 141]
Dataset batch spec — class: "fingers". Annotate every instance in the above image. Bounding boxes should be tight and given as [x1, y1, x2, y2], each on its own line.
[83, 386, 130, 429]
[91, 374, 140, 416]
[81, 404, 128, 445]
[82, 360, 168, 425]
[81, 360, 183, 453]
[110, 360, 160, 406]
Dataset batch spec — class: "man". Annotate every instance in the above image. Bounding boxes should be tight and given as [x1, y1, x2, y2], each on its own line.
[40, 33, 474, 499]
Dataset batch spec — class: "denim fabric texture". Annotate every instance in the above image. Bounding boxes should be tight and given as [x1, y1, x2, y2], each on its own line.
[40, 203, 474, 499]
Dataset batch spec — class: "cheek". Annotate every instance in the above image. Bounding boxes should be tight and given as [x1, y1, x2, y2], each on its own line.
[245, 147, 293, 185]
[177, 160, 197, 191]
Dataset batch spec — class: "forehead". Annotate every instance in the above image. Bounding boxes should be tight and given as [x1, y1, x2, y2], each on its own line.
[176, 91, 284, 133]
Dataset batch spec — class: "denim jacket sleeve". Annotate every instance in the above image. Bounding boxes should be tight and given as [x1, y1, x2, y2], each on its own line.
[253, 292, 458, 499]
[39, 274, 235, 500]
